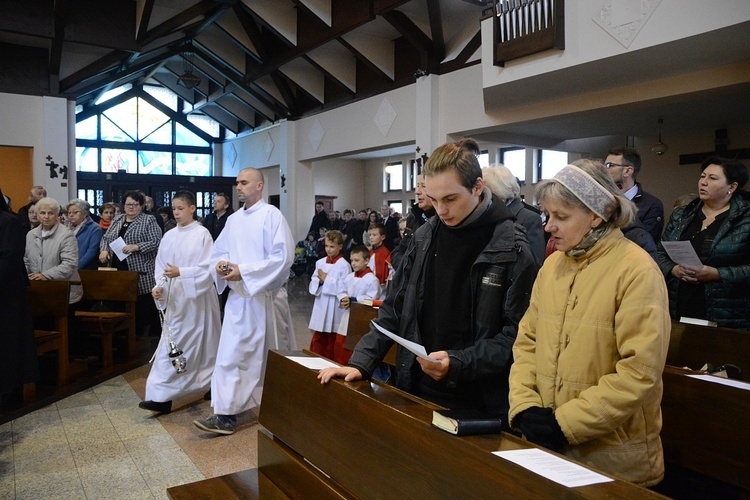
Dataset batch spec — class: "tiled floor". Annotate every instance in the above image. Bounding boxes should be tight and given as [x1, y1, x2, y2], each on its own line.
[0, 276, 314, 499]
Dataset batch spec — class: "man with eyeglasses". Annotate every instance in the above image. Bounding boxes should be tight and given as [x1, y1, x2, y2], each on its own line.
[605, 147, 664, 242]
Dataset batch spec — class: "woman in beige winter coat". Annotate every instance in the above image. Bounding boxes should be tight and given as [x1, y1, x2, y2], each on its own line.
[508, 160, 670, 487]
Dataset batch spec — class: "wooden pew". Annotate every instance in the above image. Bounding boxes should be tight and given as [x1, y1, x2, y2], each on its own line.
[254, 350, 661, 499]
[26, 280, 71, 386]
[660, 365, 750, 494]
[667, 321, 750, 381]
[75, 269, 138, 368]
[344, 302, 396, 366]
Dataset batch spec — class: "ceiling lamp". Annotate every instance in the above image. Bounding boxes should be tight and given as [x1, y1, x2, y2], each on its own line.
[177, 51, 201, 89]
[651, 117, 669, 155]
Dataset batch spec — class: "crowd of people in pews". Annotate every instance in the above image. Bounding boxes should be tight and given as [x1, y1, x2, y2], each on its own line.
[2, 140, 749, 489]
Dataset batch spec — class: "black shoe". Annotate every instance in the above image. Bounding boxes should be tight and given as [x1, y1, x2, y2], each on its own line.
[203, 390, 211, 401]
[138, 400, 172, 414]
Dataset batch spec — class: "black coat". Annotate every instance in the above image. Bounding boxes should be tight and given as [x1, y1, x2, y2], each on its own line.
[203, 208, 233, 240]
[0, 207, 39, 393]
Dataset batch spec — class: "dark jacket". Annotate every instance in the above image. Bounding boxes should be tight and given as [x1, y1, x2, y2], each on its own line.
[507, 199, 545, 265]
[348, 195, 538, 418]
[633, 183, 664, 242]
[621, 218, 658, 261]
[391, 207, 435, 270]
[308, 210, 330, 237]
[203, 208, 233, 240]
[657, 195, 750, 330]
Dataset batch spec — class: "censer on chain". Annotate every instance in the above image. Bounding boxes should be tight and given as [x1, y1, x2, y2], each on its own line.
[155, 274, 187, 373]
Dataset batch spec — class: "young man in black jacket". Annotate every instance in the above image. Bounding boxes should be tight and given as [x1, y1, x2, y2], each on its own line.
[319, 139, 538, 423]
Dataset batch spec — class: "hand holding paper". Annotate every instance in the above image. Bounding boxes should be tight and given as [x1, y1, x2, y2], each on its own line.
[108, 237, 128, 261]
[371, 321, 440, 363]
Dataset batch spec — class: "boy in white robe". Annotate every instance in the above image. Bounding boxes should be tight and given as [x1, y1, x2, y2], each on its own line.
[308, 230, 351, 360]
[194, 168, 296, 435]
[335, 245, 381, 364]
[140, 191, 221, 414]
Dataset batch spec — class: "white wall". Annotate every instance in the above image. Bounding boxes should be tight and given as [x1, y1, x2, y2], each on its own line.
[0, 93, 72, 204]
[310, 158, 366, 214]
[481, 0, 750, 89]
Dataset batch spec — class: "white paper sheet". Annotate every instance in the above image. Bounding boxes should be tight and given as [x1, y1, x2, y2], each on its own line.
[108, 236, 129, 262]
[371, 321, 440, 363]
[286, 356, 339, 370]
[661, 241, 703, 269]
[687, 373, 750, 391]
[493, 448, 614, 488]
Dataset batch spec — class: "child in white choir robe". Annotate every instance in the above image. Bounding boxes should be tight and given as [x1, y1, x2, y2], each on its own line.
[308, 230, 351, 360]
[139, 191, 221, 414]
[335, 245, 381, 365]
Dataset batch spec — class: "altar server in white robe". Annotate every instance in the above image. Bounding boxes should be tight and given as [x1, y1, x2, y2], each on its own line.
[139, 191, 221, 415]
[334, 245, 381, 364]
[308, 229, 351, 360]
[194, 167, 296, 435]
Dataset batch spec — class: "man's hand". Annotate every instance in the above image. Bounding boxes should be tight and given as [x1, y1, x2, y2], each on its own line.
[417, 350, 450, 381]
[216, 261, 241, 281]
[317, 268, 328, 282]
[340, 297, 351, 308]
[318, 366, 362, 384]
[28, 273, 47, 281]
[99, 250, 109, 264]
[123, 244, 139, 254]
[152, 287, 163, 300]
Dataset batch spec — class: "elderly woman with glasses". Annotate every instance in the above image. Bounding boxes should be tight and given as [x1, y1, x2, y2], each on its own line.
[24, 197, 83, 303]
[66, 198, 102, 269]
[508, 159, 670, 487]
[99, 190, 162, 336]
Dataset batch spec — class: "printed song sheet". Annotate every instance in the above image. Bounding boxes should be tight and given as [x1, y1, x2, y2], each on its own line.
[493, 448, 614, 488]
[661, 241, 703, 268]
[286, 356, 339, 370]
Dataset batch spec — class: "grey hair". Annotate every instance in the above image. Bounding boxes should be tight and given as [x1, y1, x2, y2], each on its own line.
[482, 164, 520, 202]
[67, 198, 91, 214]
[536, 159, 636, 228]
[35, 197, 61, 214]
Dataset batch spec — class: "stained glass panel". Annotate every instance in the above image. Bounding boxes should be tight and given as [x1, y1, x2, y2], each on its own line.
[76, 116, 98, 140]
[76, 147, 99, 172]
[138, 99, 169, 140]
[176, 122, 209, 147]
[176, 152, 211, 176]
[139, 150, 172, 175]
[102, 148, 137, 173]
[103, 99, 137, 140]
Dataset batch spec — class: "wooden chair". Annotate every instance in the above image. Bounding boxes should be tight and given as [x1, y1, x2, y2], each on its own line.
[75, 269, 139, 369]
[26, 280, 71, 388]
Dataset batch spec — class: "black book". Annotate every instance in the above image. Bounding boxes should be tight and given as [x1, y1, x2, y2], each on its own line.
[431, 409, 503, 436]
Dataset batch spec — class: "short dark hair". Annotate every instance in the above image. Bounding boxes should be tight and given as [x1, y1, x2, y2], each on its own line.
[173, 191, 197, 220]
[702, 157, 749, 192]
[368, 222, 386, 236]
[315, 201, 324, 207]
[350, 245, 370, 260]
[123, 190, 145, 206]
[424, 138, 482, 191]
[607, 146, 642, 178]
[215, 192, 231, 205]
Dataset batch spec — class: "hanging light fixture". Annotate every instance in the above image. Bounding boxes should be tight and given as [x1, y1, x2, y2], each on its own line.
[177, 51, 201, 89]
[651, 117, 669, 155]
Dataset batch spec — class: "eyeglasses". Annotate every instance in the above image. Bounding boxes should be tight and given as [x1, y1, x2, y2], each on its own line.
[124, 203, 140, 208]
[604, 162, 630, 169]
